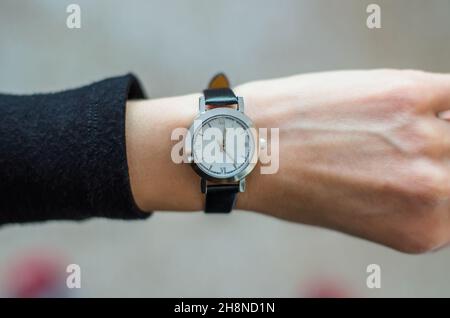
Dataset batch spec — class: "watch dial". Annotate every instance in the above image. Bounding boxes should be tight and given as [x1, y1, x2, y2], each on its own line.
[192, 115, 254, 179]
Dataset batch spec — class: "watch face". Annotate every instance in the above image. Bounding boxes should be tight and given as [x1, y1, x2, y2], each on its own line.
[192, 115, 255, 179]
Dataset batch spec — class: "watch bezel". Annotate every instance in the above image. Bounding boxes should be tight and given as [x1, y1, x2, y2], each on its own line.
[184, 106, 258, 183]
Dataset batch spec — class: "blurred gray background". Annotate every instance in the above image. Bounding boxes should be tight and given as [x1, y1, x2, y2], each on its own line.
[1, 0, 450, 297]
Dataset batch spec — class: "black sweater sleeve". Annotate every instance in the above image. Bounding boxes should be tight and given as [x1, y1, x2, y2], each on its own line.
[0, 74, 150, 226]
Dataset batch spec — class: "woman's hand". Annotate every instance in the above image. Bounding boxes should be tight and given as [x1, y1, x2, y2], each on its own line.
[127, 69, 450, 254]
[236, 69, 450, 253]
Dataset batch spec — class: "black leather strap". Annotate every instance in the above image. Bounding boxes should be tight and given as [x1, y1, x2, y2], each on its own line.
[203, 87, 238, 106]
[203, 73, 240, 213]
[204, 184, 239, 213]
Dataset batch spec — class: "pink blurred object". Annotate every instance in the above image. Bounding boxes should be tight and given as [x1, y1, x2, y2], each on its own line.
[302, 276, 354, 298]
[3, 250, 68, 298]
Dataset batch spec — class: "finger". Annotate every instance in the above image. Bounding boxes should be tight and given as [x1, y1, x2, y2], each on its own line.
[437, 110, 450, 121]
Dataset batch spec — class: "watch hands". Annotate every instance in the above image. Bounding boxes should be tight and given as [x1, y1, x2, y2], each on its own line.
[215, 139, 235, 164]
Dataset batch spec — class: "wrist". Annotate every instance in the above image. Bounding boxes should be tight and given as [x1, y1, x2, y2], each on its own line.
[126, 94, 204, 212]
[125, 82, 268, 214]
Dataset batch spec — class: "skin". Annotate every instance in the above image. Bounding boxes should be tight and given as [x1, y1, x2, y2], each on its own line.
[126, 69, 450, 254]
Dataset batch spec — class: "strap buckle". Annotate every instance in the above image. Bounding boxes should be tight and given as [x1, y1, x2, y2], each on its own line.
[199, 96, 244, 113]
[201, 178, 246, 194]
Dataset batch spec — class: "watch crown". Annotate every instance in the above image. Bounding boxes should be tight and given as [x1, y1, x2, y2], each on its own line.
[239, 179, 246, 192]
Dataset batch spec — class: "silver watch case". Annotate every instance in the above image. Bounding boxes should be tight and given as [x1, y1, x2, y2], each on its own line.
[184, 97, 258, 183]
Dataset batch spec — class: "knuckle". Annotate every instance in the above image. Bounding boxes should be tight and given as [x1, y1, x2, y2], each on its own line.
[415, 121, 440, 142]
[391, 162, 450, 254]
[395, 216, 446, 254]
[390, 83, 422, 108]
[401, 121, 441, 156]
[381, 70, 428, 111]
[412, 163, 450, 202]
[396, 161, 450, 207]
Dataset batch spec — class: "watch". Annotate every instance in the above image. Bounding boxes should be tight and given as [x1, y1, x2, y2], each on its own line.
[185, 73, 258, 213]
